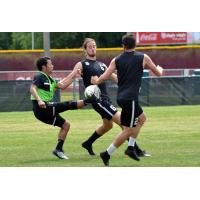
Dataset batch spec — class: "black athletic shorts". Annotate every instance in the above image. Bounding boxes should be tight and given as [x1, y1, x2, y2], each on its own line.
[92, 100, 118, 120]
[32, 100, 77, 128]
[117, 99, 143, 127]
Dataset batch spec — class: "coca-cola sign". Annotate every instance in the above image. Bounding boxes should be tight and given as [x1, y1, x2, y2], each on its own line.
[140, 33, 157, 42]
[136, 32, 187, 45]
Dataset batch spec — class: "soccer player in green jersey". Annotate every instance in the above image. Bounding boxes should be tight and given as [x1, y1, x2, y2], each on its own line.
[30, 57, 97, 159]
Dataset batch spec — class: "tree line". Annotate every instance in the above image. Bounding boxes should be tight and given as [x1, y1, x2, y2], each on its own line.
[0, 32, 126, 50]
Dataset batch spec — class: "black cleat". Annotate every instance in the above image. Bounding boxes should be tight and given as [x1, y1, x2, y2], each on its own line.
[82, 142, 96, 155]
[136, 150, 151, 157]
[125, 146, 140, 161]
[100, 151, 110, 166]
[134, 143, 151, 157]
[84, 94, 99, 104]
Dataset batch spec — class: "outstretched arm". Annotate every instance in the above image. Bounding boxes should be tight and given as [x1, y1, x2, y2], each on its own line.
[110, 72, 118, 83]
[91, 58, 117, 85]
[56, 62, 82, 90]
[143, 54, 163, 76]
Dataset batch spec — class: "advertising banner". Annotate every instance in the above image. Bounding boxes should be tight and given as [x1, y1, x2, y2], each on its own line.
[135, 32, 187, 45]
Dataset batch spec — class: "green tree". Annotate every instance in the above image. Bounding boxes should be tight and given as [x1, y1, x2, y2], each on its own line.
[0, 32, 12, 50]
[0, 32, 126, 50]
[50, 32, 125, 48]
[11, 32, 31, 49]
[11, 32, 43, 50]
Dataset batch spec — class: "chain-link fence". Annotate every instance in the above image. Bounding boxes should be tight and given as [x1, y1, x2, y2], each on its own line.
[79, 76, 200, 107]
[1, 72, 200, 112]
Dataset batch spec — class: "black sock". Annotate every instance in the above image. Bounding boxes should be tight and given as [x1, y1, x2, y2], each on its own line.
[85, 131, 101, 145]
[56, 139, 64, 151]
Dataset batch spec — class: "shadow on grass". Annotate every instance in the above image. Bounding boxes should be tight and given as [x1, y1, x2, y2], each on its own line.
[19, 154, 100, 167]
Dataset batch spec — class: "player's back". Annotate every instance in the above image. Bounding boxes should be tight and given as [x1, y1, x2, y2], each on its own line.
[115, 51, 144, 101]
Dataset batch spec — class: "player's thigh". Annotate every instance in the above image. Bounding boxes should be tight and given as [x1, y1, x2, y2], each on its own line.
[92, 101, 117, 120]
[138, 112, 146, 125]
[112, 111, 122, 128]
[117, 99, 137, 127]
[34, 109, 65, 128]
[136, 104, 146, 125]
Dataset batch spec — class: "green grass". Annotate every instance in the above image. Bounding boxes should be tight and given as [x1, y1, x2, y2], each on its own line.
[0, 105, 200, 167]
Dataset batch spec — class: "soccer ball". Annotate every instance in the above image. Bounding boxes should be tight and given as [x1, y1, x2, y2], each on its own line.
[84, 85, 101, 99]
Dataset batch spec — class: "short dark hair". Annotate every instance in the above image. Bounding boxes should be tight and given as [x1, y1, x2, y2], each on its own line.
[36, 57, 51, 71]
[122, 34, 136, 49]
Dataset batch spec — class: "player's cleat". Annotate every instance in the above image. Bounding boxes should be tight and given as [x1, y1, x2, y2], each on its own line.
[52, 149, 69, 159]
[81, 142, 96, 155]
[100, 151, 110, 166]
[84, 94, 99, 105]
[136, 150, 151, 157]
[134, 143, 151, 157]
[125, 146, 140, 161]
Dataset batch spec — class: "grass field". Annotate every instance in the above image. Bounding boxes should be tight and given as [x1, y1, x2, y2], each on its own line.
[0, 105, 200, 167]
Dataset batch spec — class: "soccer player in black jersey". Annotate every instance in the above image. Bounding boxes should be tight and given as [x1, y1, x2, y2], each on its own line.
[30, 57, 97, 160]
[91, 34, 164, 166]
[72, 38, 146, 157]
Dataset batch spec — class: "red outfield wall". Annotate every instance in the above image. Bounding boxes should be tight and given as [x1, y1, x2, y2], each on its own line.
[0, 46, 200, 71]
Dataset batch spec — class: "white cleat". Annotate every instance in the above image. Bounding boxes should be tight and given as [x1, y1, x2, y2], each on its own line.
[53, 149, 69, 159]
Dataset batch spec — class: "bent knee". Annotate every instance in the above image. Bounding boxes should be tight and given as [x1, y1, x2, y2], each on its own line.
[138, 114, 147, 126]
[62, 121, 70, 131]
[104, 123, 113, 132]
[103, 121, 113, 132]
[107, 122, 113, 130]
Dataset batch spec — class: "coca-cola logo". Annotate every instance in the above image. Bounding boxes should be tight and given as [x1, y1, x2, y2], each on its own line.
[140, 33, 157, 41]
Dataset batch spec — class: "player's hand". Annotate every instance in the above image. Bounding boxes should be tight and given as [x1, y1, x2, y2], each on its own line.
[91, 76, 99, 85]
[38, 100, 46, 108]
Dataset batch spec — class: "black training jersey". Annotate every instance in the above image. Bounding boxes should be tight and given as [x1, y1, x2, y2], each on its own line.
[81, 59, 110, 101]
[115, 51, 144, 101]
[32, 72, 55, 91]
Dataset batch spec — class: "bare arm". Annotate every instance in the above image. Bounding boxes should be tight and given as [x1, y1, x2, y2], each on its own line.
[143, 54, 163, 76]
[104, 64, 118, 83]
[30, 84, 46, 108]
[91, 58, 117, 85]
[110, 72, 118, 83]
[56, 62, 83, 90]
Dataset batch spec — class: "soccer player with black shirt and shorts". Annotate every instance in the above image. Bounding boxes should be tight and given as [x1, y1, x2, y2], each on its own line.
[91, 34, 164, 166]
[72, 38, 146, 156]
[30, 57, 97, 160]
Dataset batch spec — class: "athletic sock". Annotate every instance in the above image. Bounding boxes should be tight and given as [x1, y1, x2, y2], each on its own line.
[107, 143, 117, 155]
[128, 137, 136, 147]
[85, 131, 101, 145]
[56, 139, 64, 151]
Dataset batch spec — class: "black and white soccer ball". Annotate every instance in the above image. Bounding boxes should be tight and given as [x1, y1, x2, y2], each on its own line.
[84, 85, 101, 99]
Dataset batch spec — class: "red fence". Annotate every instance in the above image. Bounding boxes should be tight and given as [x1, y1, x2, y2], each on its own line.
[0, 46, 200, 71]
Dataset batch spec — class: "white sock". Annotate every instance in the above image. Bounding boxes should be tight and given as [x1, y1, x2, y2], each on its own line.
[128, 137, 136, 147]
[107, 143, 117, 155]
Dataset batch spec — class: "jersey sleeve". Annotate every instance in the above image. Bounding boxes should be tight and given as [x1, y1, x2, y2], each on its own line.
[32, 74, 43, 87]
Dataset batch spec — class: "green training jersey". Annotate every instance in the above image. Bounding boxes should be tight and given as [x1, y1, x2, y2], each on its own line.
[31, 71, 57, 102]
